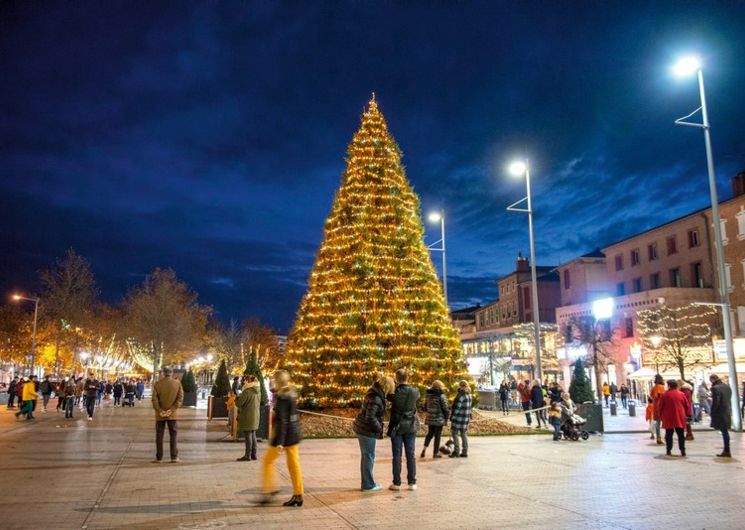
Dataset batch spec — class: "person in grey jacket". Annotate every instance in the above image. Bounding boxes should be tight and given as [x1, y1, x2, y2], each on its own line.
[709, 374, 732, 458]
[420, 380, 449, 459]
[386, 368, 420, 491]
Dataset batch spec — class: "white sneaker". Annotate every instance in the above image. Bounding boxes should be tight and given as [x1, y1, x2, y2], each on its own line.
[388, 484, 401, 491]
[408, 484, 417, 491]
[88, 417, 93, 421]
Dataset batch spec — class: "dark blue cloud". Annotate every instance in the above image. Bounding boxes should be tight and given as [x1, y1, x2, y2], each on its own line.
[2, 1, 745, 331]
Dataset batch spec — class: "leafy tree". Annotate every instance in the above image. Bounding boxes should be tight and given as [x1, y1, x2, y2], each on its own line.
[124, 268, 210, 381]
[569, 359, 594, 404]
[181, 368, 197, 393]
[637, 303, 718, 380]
[211, 358, 230, 398]
[244, 350, 268, 406]
[0, 305, 32, 366]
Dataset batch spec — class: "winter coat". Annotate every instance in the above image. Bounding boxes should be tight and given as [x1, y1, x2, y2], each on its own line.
[353, 383, 386, 438]
[8, 380, 17, 397]
[530, 385, 545, 409]
[602, 384, 610, 397]
[450, 388, 472, 431]
[113, 383, 123, 398]
[270, 385, 301, 447]
[236, 380, 261, 432]
[22, 381, 37, 401]
[517, 382, 531, 403]
[151, 376, 184, 420]
[64, 381, 76, 398]
[650, 383, 665, 421]
[710, 379, 732, 430]
[498, 385, 509, 401]
[84, 378, 99, 399]
[387, 384, 420, 437]
[75, 379, 84, 397]
[680, 386, 694, 418]
[657, 388, 690, 429]
[424, 387, 449, 427]
[39, 380, 53, 395]
[548, 387, 562, 404]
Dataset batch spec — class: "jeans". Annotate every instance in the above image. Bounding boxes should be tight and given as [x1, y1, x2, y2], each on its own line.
[114, 396, 121, 406]
[665, 427, 685, 454]
[534, 407, 545, 427]
[500, 398, 509, 413]
[423, 425, 443, 455]
[262, 444, 303, 495]
[86, 398, 96, 418]
[721, 428, 730, 453]
[521, 402, 532, 425]
[357, 435, 377, 490]
[621, 396, 628, 408]
[550, 418, 561, 440]
[243, 430, 257, 458]
[452, 427, 469, 455]
[155, 420, 178, 461]
[42, 394, 51, 409]
[7, 394, 15, 407]
[65, 397, 75, 418]
[655, 420, 661, 439]
[391, 432, 416, 486]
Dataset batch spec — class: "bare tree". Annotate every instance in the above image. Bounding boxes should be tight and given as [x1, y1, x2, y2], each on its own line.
[124, 268, 210, 381]
[566, 316, 616, 401]
[40, 249, 99, 375]
[241, 317, 279, 371]
[209, 318, 243, 371]
[637, 303, 718, 380]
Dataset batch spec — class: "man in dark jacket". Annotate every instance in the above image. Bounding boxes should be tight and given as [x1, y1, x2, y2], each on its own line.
[83, 372, 99, 421]
[7, 376, 18, 409]
[353, 375, 394, 492]
[39, 375, 54, 412]
[530, 380, 545, 428]
[709, 374, 732, 457]
[386, 368, 420, 491]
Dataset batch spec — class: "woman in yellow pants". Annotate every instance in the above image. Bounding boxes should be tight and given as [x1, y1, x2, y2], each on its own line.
[261, 370, 303, 507]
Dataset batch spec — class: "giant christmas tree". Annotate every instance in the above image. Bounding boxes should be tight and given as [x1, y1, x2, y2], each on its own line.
[284, 95, 470, 408]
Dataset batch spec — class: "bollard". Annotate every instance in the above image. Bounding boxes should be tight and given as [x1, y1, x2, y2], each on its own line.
[610, 399, 617, 416]
[628, 399, 636, 417]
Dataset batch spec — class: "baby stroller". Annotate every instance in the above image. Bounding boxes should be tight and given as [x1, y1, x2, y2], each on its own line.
[123, 385, 136, 407]
[560, 406, 589, 441]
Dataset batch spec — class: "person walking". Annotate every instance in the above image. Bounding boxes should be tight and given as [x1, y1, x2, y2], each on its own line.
[15, 375, 37, 420]
[709, 374, 732, 458]
[63, 377, 76, 419]
[531, 380, 545, 429]
[620, 385, 629, 409]
[55, 378, 66, 412]
[113, 379, 123, 406]
[136, 379, 145, 401]
[517, 379, 532, 426]
[151, 366, 184, 463]
[697, 382, 711, 420]
[602, 382, 611, 407]
[7, 376, 18, 409]
[353, 375, 394, 492]
[39, 375, 53, 412]
[386, 368, 419, 491]
[420, 380, 448, 459]
[75, 377, 84, 407]
[449, 380, 473, 458]
[236, 375, 261, 462]
[650, 374, 666, 445]
[657, 380, 690, 457]
[260, 370, 303, 507]
[498, 383, 509, 415]
[83, 371, 99, 421]
[678, 380, 695, 441]
[645, 396, 655, 440]
[548, 401, 562, 441]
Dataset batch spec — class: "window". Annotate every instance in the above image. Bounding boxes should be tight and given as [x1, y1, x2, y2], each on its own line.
[616, 282, 625, 296]
[667, 236, 678, 255]
[624, 317, 634, 338]
[563, 269, 571, 290]
[565, 324, 574, 343]
[650, 272, 660, 289]
[523, 286, 531, 309]
[615, 254, 624, 271]
[688, 229, 700, 248]
[741, 259, 745, 287]
[648, 243, 658, 261]
[630, 248, 640, 266]
[726, 263, 732, 291]
[738, 307, 745, 335]
[633, 277, 642, 292]
[737, 207, 745, 240]
[720, 219, 728, 245]
[670, 268, 681, 287]
[691, 262, 704, 288]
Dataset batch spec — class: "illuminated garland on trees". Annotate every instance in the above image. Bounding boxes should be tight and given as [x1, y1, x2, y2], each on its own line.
[637, 302, 719, 379]
[283, 95, 470, 408]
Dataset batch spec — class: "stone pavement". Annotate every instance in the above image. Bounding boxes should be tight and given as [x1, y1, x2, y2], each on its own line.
[1, 400, 743, 530]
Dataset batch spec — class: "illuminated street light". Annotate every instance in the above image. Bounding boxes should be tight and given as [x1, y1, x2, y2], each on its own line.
[506, 159, 542, 381]
[671, 55, 741, 431]
[10, 293, 40, 374]
[426, 210, 448, 306]
[592, 297, 614, 320]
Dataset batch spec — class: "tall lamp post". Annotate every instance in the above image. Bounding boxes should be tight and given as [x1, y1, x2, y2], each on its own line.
[672, 56, 741, 431]
[11, 294, 40, 375]
[507, 160, 542, 381]
[427, 210, 448, 306]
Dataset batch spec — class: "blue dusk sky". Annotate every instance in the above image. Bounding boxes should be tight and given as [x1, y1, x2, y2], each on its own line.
[2, 1, 745, 332]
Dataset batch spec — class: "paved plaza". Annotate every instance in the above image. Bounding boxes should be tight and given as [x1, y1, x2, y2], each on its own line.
[1, 401, 743, 530]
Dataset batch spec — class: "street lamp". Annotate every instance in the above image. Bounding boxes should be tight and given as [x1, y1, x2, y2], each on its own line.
[427, 210, 448, 306]
[11, 293, 40, 375]
[672, 55, 741, 431]
[507, 159, 543, 381]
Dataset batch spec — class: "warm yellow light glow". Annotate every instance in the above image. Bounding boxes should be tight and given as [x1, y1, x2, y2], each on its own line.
[11, 294, 21, 300]
[650, 336, 662, 347]
[428, 212, 442, 223]
[673, 56, 701, 77]
[509, 160, 527, 176]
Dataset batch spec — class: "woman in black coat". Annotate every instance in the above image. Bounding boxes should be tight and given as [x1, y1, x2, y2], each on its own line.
[420, 380, 449, 459]
[353, 375, 395, 492]
[530, 380, 545, 428]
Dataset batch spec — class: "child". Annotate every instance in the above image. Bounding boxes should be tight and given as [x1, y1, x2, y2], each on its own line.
[645, 396, 654, 440]
[548, 402, 562, 441]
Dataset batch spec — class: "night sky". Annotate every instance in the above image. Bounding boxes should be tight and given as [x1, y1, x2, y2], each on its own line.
[2, 2, 745, 333]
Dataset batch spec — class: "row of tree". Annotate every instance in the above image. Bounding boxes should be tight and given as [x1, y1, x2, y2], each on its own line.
[0, 249, 280, 378]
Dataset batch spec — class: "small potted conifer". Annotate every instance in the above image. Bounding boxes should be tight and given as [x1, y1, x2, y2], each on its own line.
[208, 359, 231, 419]
[181, 368, 198, 407]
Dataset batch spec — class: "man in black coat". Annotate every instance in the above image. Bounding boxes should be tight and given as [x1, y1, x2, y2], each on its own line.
[709, 375, 732, 457]
[386, 368, 420, 491]
[530, 380, 545, 428]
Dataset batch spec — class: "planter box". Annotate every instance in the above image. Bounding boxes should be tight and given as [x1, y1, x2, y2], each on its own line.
[182, 391, 197, 407]
[208, 395, 229, 419]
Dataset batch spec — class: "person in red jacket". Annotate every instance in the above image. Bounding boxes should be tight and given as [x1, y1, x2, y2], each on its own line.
[517, 380, 532, 427]
[657, 380, 691, 457]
